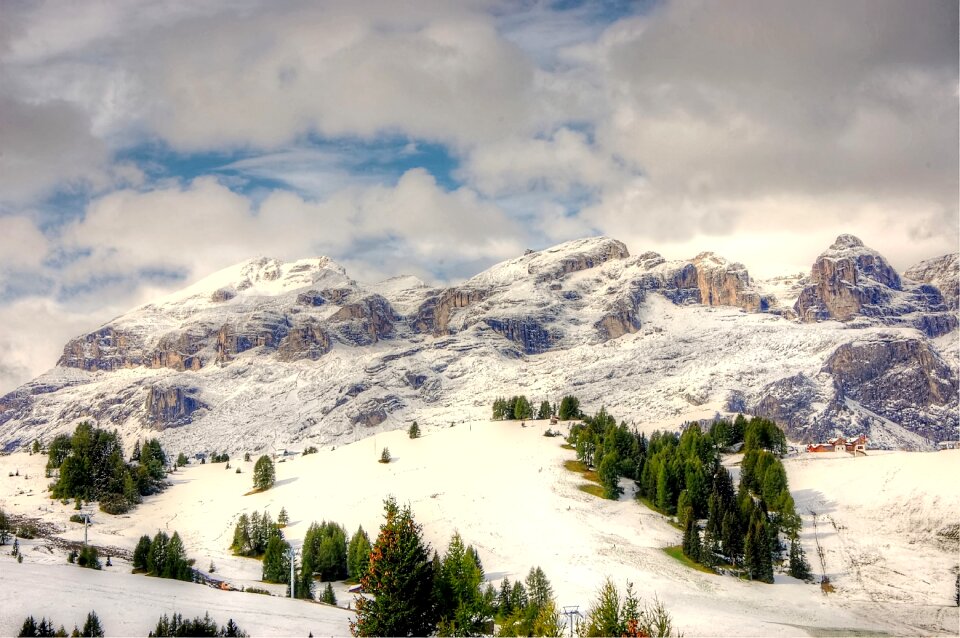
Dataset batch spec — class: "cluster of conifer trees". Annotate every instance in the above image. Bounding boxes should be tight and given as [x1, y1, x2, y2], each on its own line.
[132, 531, 195, 581]
[18, 611, 103, 637]
[351, 497, 563, 637]
[46, 422, 168, 514]
[569, 411, 810, 583]
[229, 509, 372, 600]
[491, 394, 581, 421]
[148, 613, 246, 637]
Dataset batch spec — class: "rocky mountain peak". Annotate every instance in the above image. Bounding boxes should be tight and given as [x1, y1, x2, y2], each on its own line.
[1, 235, 956, 455]
[829, 233, 865, 250]
[793, 236, 956, 337]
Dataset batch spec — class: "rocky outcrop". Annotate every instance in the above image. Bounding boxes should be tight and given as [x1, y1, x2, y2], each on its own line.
[629, 251, 770, 312]
[151, 328, 212, 371]
[216, 312, 290, 363]
[144, 384, 206, 429]
[58, 328, 145, 371]
[329, 295, 398, 346]
[484, 317, 558, 355]
[277, 317, 331, 361]
[411, 287, 488, 335]
[210, 288, 236, 303]
[594, 290, 645, 340]
[905, 253, 959, 310]
[349, 395, 403, 427]
[795, 235, 901, 321]
[822, 336, 957, 432]
[296, 290, 326, 307]
[691, 253, 769, 312]
[529, 238, 629, 282]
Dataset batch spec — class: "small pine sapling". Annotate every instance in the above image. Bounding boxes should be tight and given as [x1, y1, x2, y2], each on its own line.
[322, 581, 337, 605]
[379, 447, 391, 464]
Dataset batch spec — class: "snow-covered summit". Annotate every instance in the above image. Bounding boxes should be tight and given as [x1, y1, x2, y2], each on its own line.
[0, 236, 956, 455]
[148, 256, 352, 310]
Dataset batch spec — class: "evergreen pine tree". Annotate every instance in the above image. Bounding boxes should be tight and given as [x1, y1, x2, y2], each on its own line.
[231, 514, 251, 555]
[347, 526, 372, 580]
[788, 536, 812, 581]
[655, 464, 673, 513]
[681, 507, 696, 558]
[537, 401, 552, 420]
[322, 582, 337, 605]
[277, 507, 289, 528]
[351, 497, 437, 637]
[584, 577, 622, 637]
[252, 456, 275, 491]
[80, 612, 104, 637]
[496, 577, 512, 619]
[18, 616, 38, 637]
[408, 422, 420, 439]
[598, 452, 623, 499]
[558, 395, 580, 420]
[222, 619, 247, 637]
[147, 531, 170, 575]
[0, 507, 10, 545]
[262, 536, 290, 583]
[509, 580, 528, 613]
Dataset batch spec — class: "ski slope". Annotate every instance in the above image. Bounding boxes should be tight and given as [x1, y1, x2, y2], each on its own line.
[0, 422, 957, 636]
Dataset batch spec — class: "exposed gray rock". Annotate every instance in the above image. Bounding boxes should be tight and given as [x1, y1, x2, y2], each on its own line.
[822, 334, 958, 442]
[483, 317, 559, 355]
[211, 288, 236, 303]
[144, 384, 206, 429]
[277, 317, 331, 361]
[58, 327, 146, 371]
[905, 253, 959, 310]
[350, 395, 403, 428]
[411, 287, 488, 335]
[329, 294, 398, 346]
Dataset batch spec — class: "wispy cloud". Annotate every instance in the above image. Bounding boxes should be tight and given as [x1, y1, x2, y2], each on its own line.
[0, 0, 955, 392]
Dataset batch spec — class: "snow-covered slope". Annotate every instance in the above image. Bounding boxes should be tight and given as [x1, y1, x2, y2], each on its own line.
[0, 235, 956, 453]
[1, 424, 956, 636]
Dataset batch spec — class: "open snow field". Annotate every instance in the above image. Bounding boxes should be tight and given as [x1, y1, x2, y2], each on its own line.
[1, 421, 958, 636]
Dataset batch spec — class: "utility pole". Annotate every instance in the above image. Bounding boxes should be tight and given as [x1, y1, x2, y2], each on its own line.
[288, 545, 297, 599]
[562, 606, 581, 638]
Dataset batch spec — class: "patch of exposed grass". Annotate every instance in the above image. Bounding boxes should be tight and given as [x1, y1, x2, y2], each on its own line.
[662, 545, 716, 574]
[578, 483, 606, 498]
[560, 443, 575, 451]
[563, 459, 599, 484]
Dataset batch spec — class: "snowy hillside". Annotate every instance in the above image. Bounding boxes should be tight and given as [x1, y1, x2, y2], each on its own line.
[1, 422, 957, 636]
[0, 235, 956, 454]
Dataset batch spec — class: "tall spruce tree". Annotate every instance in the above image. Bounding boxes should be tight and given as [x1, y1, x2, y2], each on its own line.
[80, 612, 104, 637]
[252, 456, 275, 491]
[348, 526, 372, 580]
[262, 535, 290, 583]
[351, 497, 436, 637]
[788, 536, 812, 581]
[598, 452, 623, 499]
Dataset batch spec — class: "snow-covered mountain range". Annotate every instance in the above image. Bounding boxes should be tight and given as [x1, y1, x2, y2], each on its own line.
[1, 235, 957, 453]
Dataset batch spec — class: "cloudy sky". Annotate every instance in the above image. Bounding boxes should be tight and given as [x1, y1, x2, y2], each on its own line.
[0, 0, 957, 393]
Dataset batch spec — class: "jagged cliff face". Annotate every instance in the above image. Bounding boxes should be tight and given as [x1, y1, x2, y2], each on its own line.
[794, 235, 956, 337]
[905, 253, 959, 310]
[1, 235, 956, 454]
